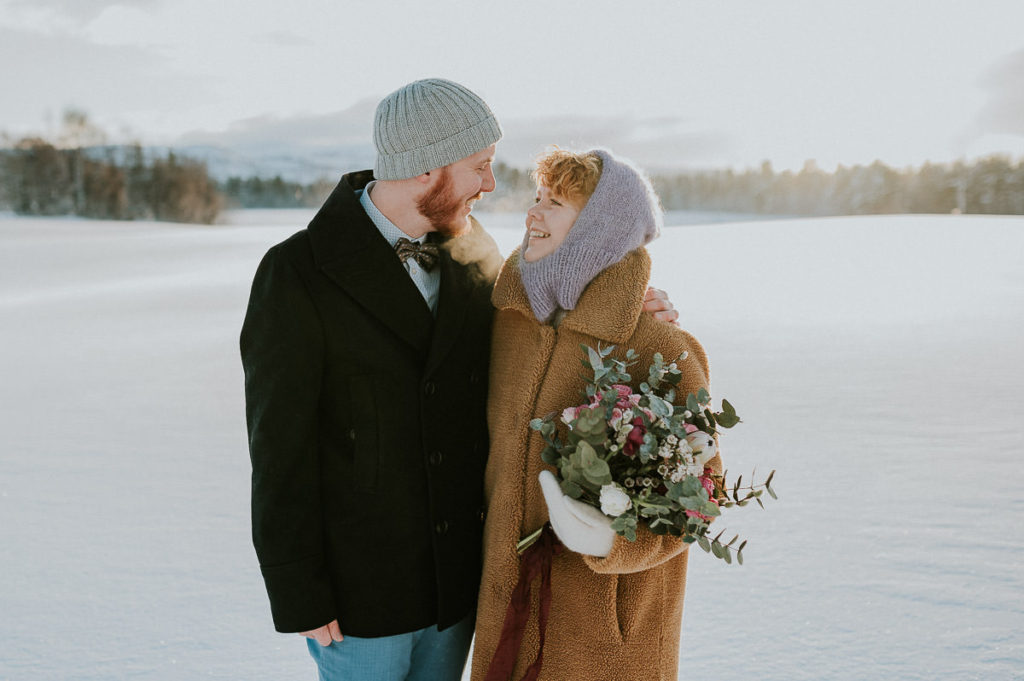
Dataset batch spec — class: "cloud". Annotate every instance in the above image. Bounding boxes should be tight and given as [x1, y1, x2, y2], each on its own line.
[258, 30, 312, 48]
[497, 114, 733, 171]
[0, 26, 209, 138]
[975, 47, 1024, 136]
[170, 106, 732, 175]
[176, 98, 377, 150]
[4, 0, 160, 24]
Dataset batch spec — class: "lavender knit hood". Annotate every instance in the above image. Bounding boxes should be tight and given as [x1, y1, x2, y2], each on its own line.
[519, 148, 663, 323]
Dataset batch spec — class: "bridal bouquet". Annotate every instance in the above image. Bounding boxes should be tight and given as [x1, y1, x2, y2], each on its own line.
[528, 344, 775, 564]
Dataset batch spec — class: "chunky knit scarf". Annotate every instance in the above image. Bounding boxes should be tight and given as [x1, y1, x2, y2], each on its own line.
[518, 149, 662, 323]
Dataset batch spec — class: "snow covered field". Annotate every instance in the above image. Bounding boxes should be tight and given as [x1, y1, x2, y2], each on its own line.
[1, 210, 1022, 680]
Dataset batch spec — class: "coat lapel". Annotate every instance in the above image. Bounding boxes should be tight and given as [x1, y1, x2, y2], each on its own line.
[308, 172, 434, 356]
[424, 243, 471, 376]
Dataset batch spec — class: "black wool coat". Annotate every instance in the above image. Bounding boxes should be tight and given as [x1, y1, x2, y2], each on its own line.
[241, 171, 496, 636]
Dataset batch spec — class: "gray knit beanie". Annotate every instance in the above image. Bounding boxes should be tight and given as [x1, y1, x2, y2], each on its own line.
[519, 149, 662, 323]
[373, 78, 503, 180]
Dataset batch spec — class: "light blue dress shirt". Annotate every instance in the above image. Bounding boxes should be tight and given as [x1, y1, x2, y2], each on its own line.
[359, 182, 440, 315]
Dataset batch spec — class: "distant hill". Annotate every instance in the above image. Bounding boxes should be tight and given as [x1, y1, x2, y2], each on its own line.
[159, 143, 376, 184]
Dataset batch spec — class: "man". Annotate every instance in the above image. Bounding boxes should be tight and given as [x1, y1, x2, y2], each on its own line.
[241, 78, 677, 681]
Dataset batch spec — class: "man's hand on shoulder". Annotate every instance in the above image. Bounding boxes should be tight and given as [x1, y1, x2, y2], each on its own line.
[643, 287, 679, 326]
[301, 619, 343, 646]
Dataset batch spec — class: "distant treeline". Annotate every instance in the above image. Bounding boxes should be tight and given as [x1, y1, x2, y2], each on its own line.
[650, 158, 1024, 216]
[0, 112, 221, 224]
[220, 175, 336, 209]
[3, 111, 1023, 222]
[490, 157, 1024, 216]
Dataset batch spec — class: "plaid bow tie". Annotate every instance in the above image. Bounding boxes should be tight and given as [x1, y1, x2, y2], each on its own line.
[394, 237, 440, 271]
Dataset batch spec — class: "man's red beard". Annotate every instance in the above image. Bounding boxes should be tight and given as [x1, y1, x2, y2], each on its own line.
[416, 167, 480, 238]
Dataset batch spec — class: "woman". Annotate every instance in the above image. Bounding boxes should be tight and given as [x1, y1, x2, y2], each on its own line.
[471, 149, 722, 681]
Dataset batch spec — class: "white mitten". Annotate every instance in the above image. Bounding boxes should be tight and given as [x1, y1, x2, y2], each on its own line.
[538, 470, 616, 557]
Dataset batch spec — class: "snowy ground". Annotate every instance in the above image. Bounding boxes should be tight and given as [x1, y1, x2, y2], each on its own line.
[1, 210, 1022, 680]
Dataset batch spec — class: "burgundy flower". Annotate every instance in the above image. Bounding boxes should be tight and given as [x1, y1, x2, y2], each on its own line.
[623, 418, 646, 457]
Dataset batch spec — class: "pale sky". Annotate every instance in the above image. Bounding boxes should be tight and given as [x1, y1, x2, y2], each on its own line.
[2, 0, 1024, 171]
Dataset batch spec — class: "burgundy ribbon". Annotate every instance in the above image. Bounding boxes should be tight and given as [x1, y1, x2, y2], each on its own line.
[484, 523, 563, 681]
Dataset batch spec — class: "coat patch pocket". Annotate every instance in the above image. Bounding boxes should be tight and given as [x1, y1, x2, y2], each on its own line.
[614, 571, 661, 642]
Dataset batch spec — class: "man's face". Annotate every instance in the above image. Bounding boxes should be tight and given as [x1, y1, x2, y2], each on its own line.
[417, 144, 497, 237]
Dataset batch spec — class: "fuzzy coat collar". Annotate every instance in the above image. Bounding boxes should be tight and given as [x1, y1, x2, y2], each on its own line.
[491, 247, 652, 344]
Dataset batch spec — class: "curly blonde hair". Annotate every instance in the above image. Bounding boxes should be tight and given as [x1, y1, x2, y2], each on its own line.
[532, 148, 603, 206]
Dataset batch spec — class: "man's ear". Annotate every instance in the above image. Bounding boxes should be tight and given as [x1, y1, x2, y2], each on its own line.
[414, 171, 433, 186]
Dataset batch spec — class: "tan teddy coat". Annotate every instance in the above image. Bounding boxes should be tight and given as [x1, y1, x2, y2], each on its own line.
[471, 248, 722, 681]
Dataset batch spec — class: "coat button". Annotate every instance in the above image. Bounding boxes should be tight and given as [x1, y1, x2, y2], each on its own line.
[435, 520, 449, 535]
[429, 450, 443, 466]
[478, 508, 486, 523]
[469, 371, 479, 385]
[347, 428, 356, 441]
[423, 381, 436, 396]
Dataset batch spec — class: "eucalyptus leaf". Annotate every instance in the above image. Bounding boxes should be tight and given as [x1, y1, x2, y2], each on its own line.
[701, 501, 721, 517]
[577, 440, 598, 467]
[651, 396, 672, 418]
[703, 408, 717, 428]
[560, 479, 583, 498]
[611, 514, 638, 542]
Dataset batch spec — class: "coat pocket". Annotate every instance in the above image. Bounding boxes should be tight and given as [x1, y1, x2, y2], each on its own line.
[347, 375, 379, 491]
[614, 570, 663, 642]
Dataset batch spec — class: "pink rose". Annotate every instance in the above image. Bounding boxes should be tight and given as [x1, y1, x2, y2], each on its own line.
[685, 473, 719, 521]
[560, 404, 589, 426]
[609, 407, 624, 429]
[594, 384, 642, 411]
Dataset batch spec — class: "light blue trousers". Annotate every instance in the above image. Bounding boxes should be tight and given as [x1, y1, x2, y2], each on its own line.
[305, 613, 474, 681]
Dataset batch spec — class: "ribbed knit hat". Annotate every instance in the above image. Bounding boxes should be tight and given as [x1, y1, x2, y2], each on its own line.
[519, 149, 662, 323]
[373, 78, 503, 180]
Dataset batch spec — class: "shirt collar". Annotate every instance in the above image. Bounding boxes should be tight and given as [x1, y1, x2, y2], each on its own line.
[359, 181, 424, 248]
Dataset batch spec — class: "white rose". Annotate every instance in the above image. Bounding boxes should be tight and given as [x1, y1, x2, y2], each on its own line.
[561, 407, 577, 426]
[599, 483, 633, 517]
